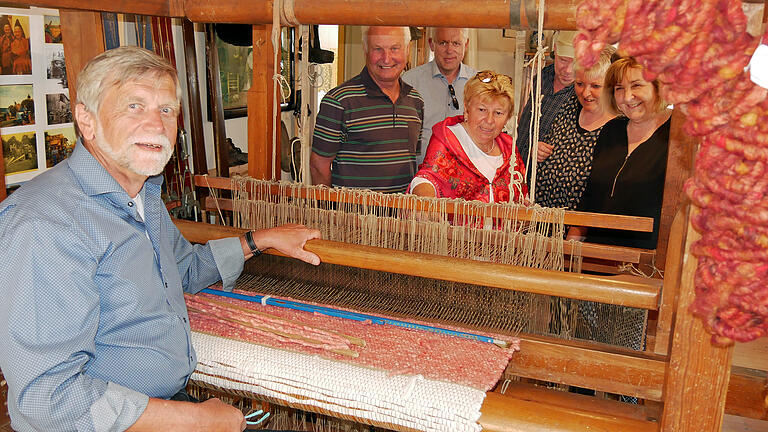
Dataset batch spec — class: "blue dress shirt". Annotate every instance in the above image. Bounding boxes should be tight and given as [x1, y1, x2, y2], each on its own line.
[402, 61, 476, 166]
[0, 141, 244, 431]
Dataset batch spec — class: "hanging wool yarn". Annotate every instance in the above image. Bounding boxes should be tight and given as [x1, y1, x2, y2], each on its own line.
[574, 0, 768, 346]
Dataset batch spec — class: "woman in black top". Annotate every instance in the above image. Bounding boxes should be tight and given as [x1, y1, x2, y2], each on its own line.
[568, 57, 672, 249]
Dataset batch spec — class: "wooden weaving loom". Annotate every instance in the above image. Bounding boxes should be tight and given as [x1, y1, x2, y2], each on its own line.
[0, 0, 766, 430]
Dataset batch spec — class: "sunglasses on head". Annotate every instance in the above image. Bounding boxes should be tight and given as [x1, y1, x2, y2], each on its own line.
[476, 70, 511, 84]
[448, 84, 459, 109]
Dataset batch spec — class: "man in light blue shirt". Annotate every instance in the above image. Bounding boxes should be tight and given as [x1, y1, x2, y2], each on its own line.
[402, 27, 476, 166]
[0, 46, 320, 432]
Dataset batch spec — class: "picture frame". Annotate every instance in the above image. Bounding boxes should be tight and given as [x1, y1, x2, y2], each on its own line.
[209, 26, 295, 120]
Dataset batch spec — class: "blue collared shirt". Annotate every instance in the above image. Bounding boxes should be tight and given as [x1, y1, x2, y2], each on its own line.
[402, 60, 476, 166]
[0, 141, 244, 431]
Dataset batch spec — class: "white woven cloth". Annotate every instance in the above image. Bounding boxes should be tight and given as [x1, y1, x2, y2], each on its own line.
[191, 332, 485, 432]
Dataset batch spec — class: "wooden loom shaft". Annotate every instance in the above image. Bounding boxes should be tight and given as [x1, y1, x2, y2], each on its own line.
[174, 219, 660, 310]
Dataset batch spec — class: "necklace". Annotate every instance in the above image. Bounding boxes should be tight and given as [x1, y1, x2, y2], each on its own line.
[478, 140, 495, 154]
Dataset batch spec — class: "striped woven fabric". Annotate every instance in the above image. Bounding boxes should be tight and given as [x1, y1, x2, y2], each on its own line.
[186, 290, 519, 431]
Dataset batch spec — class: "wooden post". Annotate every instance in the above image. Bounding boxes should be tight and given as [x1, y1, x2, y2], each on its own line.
[655, 109, 696, 271]
[652, 206, 688, 356]
[204, 24, 229, 178]
[416, 27, 428, 67]
[60, 9, 105, 114]
[181, 19, 209, 207]
[660, 221, 734, 431]
[247, 24, 277, 179]
[336, 26, 346, 83]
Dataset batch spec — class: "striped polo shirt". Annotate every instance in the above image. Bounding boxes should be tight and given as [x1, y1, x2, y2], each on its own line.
[312, 67, 424, 193]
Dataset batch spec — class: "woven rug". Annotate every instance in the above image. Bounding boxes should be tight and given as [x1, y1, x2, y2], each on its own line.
[186, 289, 519, 432]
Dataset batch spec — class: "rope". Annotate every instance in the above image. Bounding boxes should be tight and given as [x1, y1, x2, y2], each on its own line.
[202, 174, 227, 225]
[298, 25, 311, 184]
[270, 0, 282, 180]
[618, 262, 664, 279]
[525, 0, 546, 202]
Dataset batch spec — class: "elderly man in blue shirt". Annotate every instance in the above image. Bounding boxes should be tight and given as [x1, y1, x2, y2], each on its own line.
[402, 27, 476, 167]
[0, 46, 320, 432]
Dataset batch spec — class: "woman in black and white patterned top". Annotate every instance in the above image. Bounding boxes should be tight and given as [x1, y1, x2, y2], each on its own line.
[533, 45, 616, 210]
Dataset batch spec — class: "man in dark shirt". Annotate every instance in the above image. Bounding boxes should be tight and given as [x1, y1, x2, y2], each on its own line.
[516, 31, 576, 165]
[310, 26, 424, 193]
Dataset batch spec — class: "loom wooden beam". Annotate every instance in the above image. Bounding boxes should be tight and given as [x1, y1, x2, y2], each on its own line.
[173, 218, 661, 309]
[660, 222, 734, 431]
[2, 0, 579, 29]
[186, 0, 578, 29]
[655, 110, 696, 271]
[247, 25, 279, 179]
[5, 0, 767, 26]
[480, 390, 659, 432]
[652, 206, 688, 356]
[60, 9, 105, 109]
[725, 367, 768, 420]
[1, 0, 182, 17]
[511, 336, 667, 400]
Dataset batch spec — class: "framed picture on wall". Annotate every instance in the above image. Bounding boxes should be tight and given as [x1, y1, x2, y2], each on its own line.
[208, 25, 295, 120]
[1, 7, 73, 188]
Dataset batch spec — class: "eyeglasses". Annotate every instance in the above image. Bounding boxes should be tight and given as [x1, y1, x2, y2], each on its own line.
[475, 70, 512, 84]
[448, 84, 459, 109]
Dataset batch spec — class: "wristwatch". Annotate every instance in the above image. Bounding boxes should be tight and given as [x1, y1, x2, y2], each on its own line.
[244, 231, 262, 257]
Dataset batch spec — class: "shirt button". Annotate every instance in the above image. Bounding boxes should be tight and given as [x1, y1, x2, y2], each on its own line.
[183, 317, 187, 323]
[128, 202, 134, 207]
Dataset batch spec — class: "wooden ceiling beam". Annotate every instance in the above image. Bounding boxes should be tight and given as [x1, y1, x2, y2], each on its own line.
[4, 0, 579, 29]
[1, 0, 183, 17]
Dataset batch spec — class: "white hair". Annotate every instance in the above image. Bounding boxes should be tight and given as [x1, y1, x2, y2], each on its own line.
[361, 26, 411, 51]
[429, 27, 469, 43]
[76, 46, 181, 117]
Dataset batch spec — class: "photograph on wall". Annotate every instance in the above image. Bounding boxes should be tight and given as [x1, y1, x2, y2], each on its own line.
[0, 84, 35, 127]
[44, 126, 75, 167]
[2, 130, 37, 174]
[44, 15, 61, 43]
[0, 14, 31, 75]
[45, 45, 65, 80]
[46, 92, 71, 125]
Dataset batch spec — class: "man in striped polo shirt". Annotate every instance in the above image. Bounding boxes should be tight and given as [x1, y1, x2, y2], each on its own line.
[310, 26, 424, 193]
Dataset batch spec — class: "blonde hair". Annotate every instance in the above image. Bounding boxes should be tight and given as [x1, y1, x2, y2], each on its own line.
[463, 70, 515, 119]
[361, 26, 411, 51]
[574, 44, 616, 82]
[76, 46, 181, 117]
[603, 56, 667, 115]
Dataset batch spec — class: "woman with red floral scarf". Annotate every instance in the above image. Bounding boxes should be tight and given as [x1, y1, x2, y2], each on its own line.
[409, 70, 527, 204]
